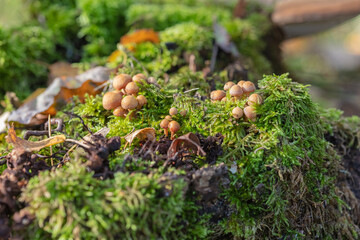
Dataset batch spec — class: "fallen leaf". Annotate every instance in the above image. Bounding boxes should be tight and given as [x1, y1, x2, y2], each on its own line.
[8, 67, 111, 125]
[213, 22, 240, 58]
[48, 62, 79, 83]
[120, 29, 160, 46]
[167, 133, 206, 159]
[124, 128, 156, 146]
[6, 126, 66, 152]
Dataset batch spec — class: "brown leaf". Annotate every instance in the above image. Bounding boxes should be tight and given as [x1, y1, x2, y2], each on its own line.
[120, 29, 160, 46]
[124, 128, 156, 146]
[167, 133, 206, 159]
[8, 67, 111, 125]
[48, 61, 79, 83]
[6, 126, 66, 152]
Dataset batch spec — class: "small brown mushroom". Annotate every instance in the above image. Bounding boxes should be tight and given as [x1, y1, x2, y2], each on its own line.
[132, 73, 147, 84]
[232, 107, 243, 119]
[136, 95, 147, 108]
[221, 97, 227, 102]
[165, 115, 172, 121]
[244, 106, 256, 121]
[242, 81, 256, 96]
[160, 119, 170, 137]
[210, 90, 226, 101]
[229, 85, 243, 100]
[121, 95, 138, 110]
[113, 74, 132, 90]
[224, 81, 235, 91]
[248, 93, 263, 106]
[237, 80, 245, 87]
[168, 121, 180, 140]
[180, 109, 187, 116]
[147, 76, 156, 84]
[169, 107, 178, 116]
[125, 82, 139, 95]
[102, 91, 123, 110]
[113, 106, 127, 118]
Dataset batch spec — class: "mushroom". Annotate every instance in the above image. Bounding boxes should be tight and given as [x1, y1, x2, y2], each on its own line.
[248, 93, 263, 106]
[136, 95, 147, 108]
[160, 119, 170, 137]
[102, 91, 123, 110]
[169, 107, 178, 116]
[121, 95, 138, 110]
[232, 107, 243, 119]
[168, 121, 180, 140]
[125, 82, 139, 95]
[180, 109, 187, 116]
[242, 81, 256, 96]
[113, 106, 127, 118]
[221, 97, 227, 102]
[224, 81, 235, 91]
[229, 85, 243, 100]
[113, 74, 132, 90]
[147, 76, 156, 84]
[210, 90, 226, 102]
[165, 115, 172, 121]
[244, 106, 256, 121]
[132, 73, 147, 84]
[237, 80, 245, 87]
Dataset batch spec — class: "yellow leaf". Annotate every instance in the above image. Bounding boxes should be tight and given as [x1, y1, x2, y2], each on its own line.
[124, 128, 156, 146]
[6, 126, 66, 152]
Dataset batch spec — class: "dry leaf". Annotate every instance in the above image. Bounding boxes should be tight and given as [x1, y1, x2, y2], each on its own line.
[167, 133, 206, 159]
[48, 62, 79, 83]
[8, 67, 111, 125]
[120, 29, 160, 46]
[124, 128, 156, 146]
[6, 126, 66, 152]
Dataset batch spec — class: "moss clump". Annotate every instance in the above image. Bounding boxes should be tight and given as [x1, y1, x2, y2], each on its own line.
[21, 160, 208, 239]
[0, 25, 58, 99]
[126, 4, 232, 31]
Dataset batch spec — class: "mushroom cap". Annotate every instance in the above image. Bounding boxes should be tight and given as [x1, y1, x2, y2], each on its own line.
[232, 107, 244, 119]
[237, 80, 246, 87]
[168, 121, 180, 133]
[229, 85, 243, 97]
[160, 119, 170, 129]
[132, 73, 147, 84]
[113, 106, 127, 117]
[221, 97, 227, 102]
[242, 81, 256, 93]
[147, 76, 156, 84]
[169, 107, 178, 116]
[136, 95, 147, 107]
[113, 74, 132, 90]
[165, 115, 172, 121]
[125, 82, 139, 95]
[180, 109, 187, 116]
[210, 90, 226, 101]
[121, 95, 138, 110]
[224, 81, 235, 91]
[244, 106, 256, 121]
[102, 91, 123, 110]
[248, 93, 263, 106]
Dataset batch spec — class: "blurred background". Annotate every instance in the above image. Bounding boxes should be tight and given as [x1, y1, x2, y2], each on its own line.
[1, 0, 360, 116]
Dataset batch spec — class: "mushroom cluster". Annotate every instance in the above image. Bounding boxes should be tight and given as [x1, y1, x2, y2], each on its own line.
[210, 80, 263, 122]
[102, 73, 149, 119]
[160, 107, 184, 140]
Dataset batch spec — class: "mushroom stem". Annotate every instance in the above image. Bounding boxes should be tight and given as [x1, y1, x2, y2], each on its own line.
[164, 129, 168, 137]
[171, 131, 175, 140]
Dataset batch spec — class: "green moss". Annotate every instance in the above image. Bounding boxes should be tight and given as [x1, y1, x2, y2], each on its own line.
[21, 160, 209, 239]
[126, 4, 232, 31]
[0, 25, 58, 99]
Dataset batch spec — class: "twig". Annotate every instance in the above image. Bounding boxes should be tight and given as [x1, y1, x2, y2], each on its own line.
[24, 118, 63, 140]
[64, 112, 93, 134]
[48, 115, 53, 166]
